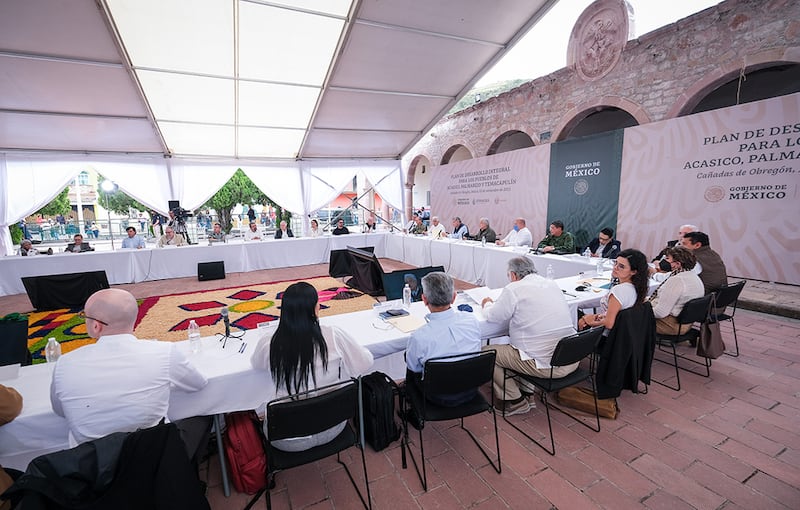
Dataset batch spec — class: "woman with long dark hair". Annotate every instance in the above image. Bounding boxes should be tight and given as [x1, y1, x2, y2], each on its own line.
[251, 281, 373, 451]
[580, 248, 649, 331]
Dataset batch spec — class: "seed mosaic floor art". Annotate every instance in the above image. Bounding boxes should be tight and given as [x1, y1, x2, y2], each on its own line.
[26, 277, 373, 362]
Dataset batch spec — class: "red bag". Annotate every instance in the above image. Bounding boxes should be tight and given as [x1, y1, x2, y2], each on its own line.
[223, 411, 267, 495]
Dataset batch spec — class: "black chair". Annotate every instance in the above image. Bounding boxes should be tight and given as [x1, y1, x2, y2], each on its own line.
[400, 350, 500, 491]
[0, 314, 31, 367]
[502, 327, 604, 456]
[245, 379, 371, 510]
[711, 281, 746, 357]
[652, 294, 714, 391]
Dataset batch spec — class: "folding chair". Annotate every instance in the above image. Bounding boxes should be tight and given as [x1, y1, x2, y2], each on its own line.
[712, 281, 746, 357]
[502, 326, 604, 456]
[400, 350, 500, 491]
[245, 379, 371, 510]
[652, 294, 714, 391]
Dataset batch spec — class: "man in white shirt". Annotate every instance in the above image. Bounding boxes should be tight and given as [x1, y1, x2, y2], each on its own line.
[427, 216, 447, 239]
[50, 288, 209, 459]
[480, 257, 577, 415]
[496, 217, 533, 247]
[17, 239, 39, 256]
[244, 222, 262, 241]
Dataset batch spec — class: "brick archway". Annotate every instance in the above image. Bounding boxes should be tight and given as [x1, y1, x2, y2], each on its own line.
[487, 126, 538, 155]
[552, 96, 650, 142]
[440, 142, 475, 165]
[666, 46, 800, 118]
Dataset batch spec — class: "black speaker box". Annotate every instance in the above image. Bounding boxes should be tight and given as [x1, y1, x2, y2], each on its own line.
[198, 261, 226, 281]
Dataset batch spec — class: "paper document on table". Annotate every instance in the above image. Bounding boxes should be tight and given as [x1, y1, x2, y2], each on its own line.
[464, 287, 502, 304]
[386, 314, 427, 333]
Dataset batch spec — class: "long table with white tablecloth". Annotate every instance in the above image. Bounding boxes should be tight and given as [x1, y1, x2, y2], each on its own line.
[0, 233, 388, 297]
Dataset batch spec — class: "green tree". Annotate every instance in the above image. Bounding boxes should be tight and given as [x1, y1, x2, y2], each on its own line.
[96, 180, 147, 215]
[202, 169, 289, 231]
[34, 188, 71, 217]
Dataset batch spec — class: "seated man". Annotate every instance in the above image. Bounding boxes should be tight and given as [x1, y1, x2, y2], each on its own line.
[244, 222, 262, 241]
[680, 231, 727, 294]
[652, 224, 697, 268]
[274, 220, 294, 239]
[587, 227, 621, 258]
[50, 289, 209, 459]
[156, 226, 186, 247]
[536, 220, 575, 253]
[332, 218, 350, 235]
[17, 239, 39, 256]
[449, 217, 469, 239]
[405, 272, 481, 408]
[480, 257, 577, 415]
[403, 273, 422, 302]
[496, 217, 532, 247]
[409, 216, 427, 235]
[66, 234, 94, 253]
[406, 213, 420, 233]
[362, 216, 377, 232]
[427, 216, 447, 238]
[469, 217, 497, 243]
[208, 222, 226, 243]
[121, 226, 146, 249]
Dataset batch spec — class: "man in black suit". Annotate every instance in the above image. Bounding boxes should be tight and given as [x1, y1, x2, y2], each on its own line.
[587, 227, 621, 258]
[66, 233, 94, 253]
[274, 220, 294, 239]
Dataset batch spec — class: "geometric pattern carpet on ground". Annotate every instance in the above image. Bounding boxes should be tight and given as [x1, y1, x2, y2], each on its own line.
[26, 276, 373, 363]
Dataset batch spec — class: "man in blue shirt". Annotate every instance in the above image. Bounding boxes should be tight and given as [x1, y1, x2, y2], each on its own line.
[405, 272, 481, 410]
[449, 217, 469, 239]
[121, 226, 146, 249]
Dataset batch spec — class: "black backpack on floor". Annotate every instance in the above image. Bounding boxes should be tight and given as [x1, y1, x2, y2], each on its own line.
[360, 371, 401, 451]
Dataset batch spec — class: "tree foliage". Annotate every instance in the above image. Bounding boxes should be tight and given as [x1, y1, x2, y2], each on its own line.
[447, 79, 528, 116]
[34, 188, 71, 217]
[202, 169, 290, 231]
[96, 181, 148, 215]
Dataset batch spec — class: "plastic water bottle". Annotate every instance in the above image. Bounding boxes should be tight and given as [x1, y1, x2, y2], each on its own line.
[596, 259, 604, 276]
[583, 247, 591, 258]
[402, 284, 412, 309]
[546, 264, 555, 280]
[188, 319, 201, 354]
[481, 235, 486, 247]
[45, 337, 61, 363]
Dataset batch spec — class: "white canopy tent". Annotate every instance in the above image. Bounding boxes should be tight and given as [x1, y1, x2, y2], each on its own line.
[0, 0, 557, 254]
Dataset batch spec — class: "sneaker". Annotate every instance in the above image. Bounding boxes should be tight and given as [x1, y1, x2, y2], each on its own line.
[503, 398, 532, 417]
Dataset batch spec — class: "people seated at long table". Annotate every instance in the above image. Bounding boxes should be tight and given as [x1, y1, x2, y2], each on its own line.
[480, 257, 577, 416]
[652, 224, 697, 270]
[208, 222, 227, 243]
[250, 282, 373, 451]
[496, 217, 531, 247]
[244, 222, 263, 241]
[450, 217, 469, 239]
[16, 240, 38, 257]
[121, 226, 146, 249]
[273, 220, 294, 239]
[427, 216, 447, 238]
[50, 289, 210, 461]
[680, 231, 728, 294]
[536, 219, 574, 253]
[332, 219, 350, 235]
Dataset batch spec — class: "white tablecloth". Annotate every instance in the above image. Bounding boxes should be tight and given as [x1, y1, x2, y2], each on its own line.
[0, 233, 388, 297]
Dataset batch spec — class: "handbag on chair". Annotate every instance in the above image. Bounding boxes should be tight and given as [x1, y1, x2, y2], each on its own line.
[697, 294, 725, 359]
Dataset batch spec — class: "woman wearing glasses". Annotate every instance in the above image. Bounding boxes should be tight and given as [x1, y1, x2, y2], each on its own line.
[579, 249, 649, 331]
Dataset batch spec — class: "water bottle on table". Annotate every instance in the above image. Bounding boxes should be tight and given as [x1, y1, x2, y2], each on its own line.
[583, 247, 591, 258]
[402, 283, 412, 309]
[596, 259, 604, 276]
[188, 319, 201, 353]
[481, 235, 486, 247]
[546, 264, 555, 280]
[45, 337, 61, 362]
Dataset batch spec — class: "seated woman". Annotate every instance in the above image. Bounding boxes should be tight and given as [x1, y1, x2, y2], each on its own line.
[646, 246, 704, 335]
[579, 248, 649, 331]
[251, 281, 373, 452]
[308, 219, 321, 237]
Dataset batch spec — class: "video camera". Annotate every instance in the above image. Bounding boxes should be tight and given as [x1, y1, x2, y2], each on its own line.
[168, 200, 193, 221]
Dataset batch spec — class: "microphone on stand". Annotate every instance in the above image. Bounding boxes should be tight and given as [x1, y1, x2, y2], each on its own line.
[220, 306, 231, 338]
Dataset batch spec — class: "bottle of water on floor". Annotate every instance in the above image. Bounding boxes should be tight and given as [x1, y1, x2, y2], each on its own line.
[45, 337, 61, 363]
[188, 320, 201, 354]
[402, 283, 412, 309]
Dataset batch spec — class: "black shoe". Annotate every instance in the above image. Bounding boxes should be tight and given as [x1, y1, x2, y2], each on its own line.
[398, 409, 423, 431]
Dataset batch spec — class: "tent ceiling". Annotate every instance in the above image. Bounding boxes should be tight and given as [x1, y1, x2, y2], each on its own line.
[0, 0, 555, 160]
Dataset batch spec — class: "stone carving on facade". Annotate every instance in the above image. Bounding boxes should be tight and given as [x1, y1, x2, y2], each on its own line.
[567, 0, 632, 82]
